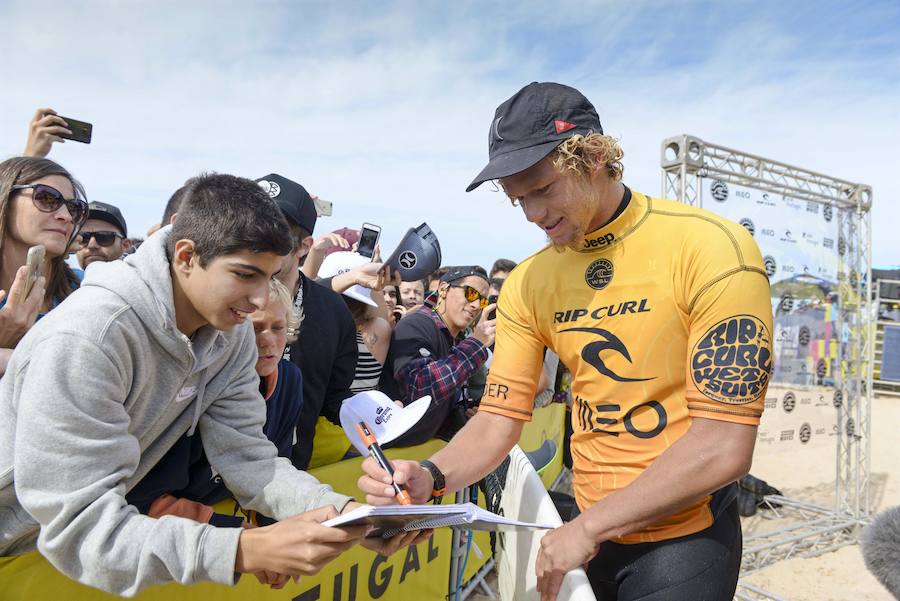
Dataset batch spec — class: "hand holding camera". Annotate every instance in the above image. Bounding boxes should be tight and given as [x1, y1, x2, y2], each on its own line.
[472, 303, 497, 347]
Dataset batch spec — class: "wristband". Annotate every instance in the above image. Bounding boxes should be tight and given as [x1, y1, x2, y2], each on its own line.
[419, 460, 446, 504]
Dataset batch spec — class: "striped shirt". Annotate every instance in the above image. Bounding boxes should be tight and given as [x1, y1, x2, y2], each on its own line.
[351, 331, 383, 393]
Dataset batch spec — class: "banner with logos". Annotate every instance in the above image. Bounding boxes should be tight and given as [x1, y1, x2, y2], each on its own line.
[702, 178, 840, 388]
[701, 179, 843, 486]
[751, 384, 841, 488]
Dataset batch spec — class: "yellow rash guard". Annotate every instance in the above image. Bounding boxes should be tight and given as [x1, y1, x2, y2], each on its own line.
[482, 187, 773, 543]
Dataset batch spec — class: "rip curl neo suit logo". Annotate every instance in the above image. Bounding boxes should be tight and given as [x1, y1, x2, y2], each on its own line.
[585, 258, 614, 290]
[691, 315, 772, 405]
[561, 327, 654, 383]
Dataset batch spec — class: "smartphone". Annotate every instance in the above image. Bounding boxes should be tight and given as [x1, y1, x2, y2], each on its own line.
[57, 116, 92, 144]
[486, 294, 499, 321]
[23, 245, 46, 298]
[313, 197, 333, 217]
[357, 222, 381, 259]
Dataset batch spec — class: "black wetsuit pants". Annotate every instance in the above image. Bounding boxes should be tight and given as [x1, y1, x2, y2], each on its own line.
[586, 499, 741, 601]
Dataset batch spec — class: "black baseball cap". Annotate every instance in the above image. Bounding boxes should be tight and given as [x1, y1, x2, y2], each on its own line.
[441, 265, 488, 284]
[255, 173, 317, 236]
[86, 201, 127, 236]
[466, 82, 603, 192]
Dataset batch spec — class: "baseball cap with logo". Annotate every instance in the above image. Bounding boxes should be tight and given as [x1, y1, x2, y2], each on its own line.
[255, 173, 317, 236]
[339, 390, 431, 455]
[87, 201, 128, 237]
[318, 251, 378, 307]
[466, 82, 603, 192]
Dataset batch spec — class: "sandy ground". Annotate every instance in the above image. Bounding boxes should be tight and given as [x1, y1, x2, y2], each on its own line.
[739, 394, 899, 601]
[472, 395, 899, 601]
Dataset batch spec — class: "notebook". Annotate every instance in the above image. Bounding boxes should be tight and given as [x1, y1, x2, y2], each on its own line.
[323, 502, 555, 538]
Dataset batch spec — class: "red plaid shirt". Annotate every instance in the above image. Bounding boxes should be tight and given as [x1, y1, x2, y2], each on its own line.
[395, 296, 489, 408]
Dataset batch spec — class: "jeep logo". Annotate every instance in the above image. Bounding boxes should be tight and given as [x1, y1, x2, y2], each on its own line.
[583, 233, 615, 249]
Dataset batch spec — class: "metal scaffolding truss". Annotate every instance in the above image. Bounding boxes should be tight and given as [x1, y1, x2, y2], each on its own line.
[735, 581, 789, 601]
[740, 496, 862, 572]
[661, 136, 872, 211]
[660, 135, 873, 598]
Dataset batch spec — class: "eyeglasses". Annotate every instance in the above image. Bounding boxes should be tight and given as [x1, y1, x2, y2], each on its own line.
[450, 284, 489, 309]
[11, 183, 88, 227]
[78, 230, 124, 247]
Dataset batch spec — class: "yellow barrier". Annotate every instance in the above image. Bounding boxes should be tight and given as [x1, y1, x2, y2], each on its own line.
[0, 404, 567, 600]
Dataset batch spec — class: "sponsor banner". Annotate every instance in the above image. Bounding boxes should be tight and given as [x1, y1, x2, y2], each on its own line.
[702, 179, 840, 387]
[753, 385, 839, 489]
[755, 385, 835, 450]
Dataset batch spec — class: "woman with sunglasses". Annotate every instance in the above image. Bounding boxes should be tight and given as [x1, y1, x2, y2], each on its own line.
[0, 157, 87, 371]
[378, 265, 497, 446]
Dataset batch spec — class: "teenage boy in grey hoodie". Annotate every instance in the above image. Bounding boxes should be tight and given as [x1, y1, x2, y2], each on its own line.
[0, 174, 417, 596]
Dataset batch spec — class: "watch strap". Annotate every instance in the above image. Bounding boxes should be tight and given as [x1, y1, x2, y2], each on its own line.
[419, 460, 446, 504]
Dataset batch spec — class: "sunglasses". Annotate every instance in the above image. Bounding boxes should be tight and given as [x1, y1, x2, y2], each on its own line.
[11, 183, 88, 227]
[78, 230, 124, 247]
[450, 284, 489, 309]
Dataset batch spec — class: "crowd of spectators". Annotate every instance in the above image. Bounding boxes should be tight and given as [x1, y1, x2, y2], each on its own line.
[0, 108, 564, 594]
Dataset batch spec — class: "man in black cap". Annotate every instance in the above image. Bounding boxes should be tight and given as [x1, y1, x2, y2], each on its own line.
[255, 174, 359, 470]
[359, 82, 774, 600]
[75, 201, 132, 269]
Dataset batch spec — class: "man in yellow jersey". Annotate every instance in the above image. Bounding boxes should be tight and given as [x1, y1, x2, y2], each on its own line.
[359, 82, 773, 600]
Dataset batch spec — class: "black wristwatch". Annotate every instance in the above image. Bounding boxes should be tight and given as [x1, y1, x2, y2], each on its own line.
[419, 460, 446, 504]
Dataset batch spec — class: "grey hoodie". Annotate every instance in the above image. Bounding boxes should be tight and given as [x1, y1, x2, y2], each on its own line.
[0, 228, 351, 596]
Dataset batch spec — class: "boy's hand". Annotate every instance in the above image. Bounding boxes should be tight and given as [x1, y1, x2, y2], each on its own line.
[361, 528, 434, 556]
[235, 505, 366, 578]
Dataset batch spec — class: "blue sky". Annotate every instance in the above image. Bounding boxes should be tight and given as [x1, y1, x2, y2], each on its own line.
[1, 0, 898, 267]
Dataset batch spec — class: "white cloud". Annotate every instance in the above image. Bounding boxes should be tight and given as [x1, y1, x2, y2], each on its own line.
[0, 1, 897, 268]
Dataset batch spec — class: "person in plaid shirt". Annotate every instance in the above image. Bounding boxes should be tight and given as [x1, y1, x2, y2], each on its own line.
[379, 266, 497, 446]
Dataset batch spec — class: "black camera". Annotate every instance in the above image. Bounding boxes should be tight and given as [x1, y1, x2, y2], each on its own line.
[486, 294, 499, 321]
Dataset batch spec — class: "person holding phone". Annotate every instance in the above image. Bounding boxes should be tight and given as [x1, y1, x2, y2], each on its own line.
[22, 108, 72, 158]
[377, 265, 497, 446]
[0, 156, 87, 374]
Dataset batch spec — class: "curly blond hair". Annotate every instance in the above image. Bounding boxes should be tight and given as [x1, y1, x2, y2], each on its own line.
[269, 278, 302, 342]
[552, 133, 624, 181]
